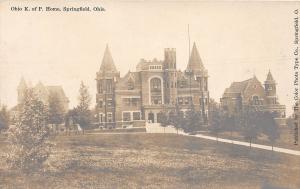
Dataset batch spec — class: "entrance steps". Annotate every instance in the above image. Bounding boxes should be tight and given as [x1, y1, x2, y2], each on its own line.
[145, 123, 184, 134]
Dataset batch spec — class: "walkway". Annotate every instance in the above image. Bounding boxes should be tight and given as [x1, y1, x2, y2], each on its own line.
[146, 124, 300, 156]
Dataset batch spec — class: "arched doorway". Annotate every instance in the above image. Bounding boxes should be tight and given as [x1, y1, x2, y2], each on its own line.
[148, 112, 154, 123]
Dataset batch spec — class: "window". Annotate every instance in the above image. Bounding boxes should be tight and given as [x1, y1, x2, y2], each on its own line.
[132, 98, 139, 106]
[180, 80, 187, 88]
[151, 78, 161, 91]
[98, 82, 103, 93]
[123, 112, 131, 121]
[268, 86, 273, 91]
[106, 79, 113, 93]
[98, 100, 103, 108]
[184, 97, 189, 105]
[149, 65, 162, 70]
[99, 113, 104, 123]
[150, 78, 162, 105]
[204, 78, 208, 91]
[151, 96, 162, 105]
[107, 99, 113, 107]
[107, 112, 113, 122]
[252, 96, 260, 105]
[178, 97, 183, 105]
[133, 112, 141, 120]
[128, 81, 134, 90]
[157, 112, 164, 123]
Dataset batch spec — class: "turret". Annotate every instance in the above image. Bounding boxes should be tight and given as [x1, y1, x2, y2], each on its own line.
[264, 70, 277, 105]
[96, 44, 119, 127]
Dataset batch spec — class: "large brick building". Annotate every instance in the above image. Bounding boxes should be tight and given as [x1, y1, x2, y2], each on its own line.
[220, 71, 286, 123]
[96, 43, 209, 128]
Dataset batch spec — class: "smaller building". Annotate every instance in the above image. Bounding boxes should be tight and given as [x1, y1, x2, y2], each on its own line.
[17, 78, 69, 113]
[220, 71, 286, 124]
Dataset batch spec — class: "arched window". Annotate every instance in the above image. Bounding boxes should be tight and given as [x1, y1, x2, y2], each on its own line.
[150, 77, 162, 105]
[252, 96, 260, 105]
[150, 78, 161, 92]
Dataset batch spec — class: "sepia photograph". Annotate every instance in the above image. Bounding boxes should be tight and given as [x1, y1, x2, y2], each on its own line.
[0, 1, 300, 188]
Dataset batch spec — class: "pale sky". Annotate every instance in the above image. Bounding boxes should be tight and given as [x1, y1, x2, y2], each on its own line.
[0, 1, 299, 116]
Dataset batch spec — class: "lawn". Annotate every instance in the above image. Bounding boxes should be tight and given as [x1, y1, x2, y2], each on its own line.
[0, 133, 299, 189]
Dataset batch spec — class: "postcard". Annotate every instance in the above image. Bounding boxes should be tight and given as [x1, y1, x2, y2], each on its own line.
[0, 1, 299, 188]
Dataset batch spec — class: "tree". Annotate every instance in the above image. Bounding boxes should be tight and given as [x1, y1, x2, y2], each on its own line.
[76, 81, 92, 134]
[6, 89, 52, 173]
[169, 104, 185, 134]
[158, 111, 169, 133]
[241, 108, 260, 148]
[183, 106, 204, 133]
[65, 108, 80, 135]
[209, 109, 222, 142]
[260, 111, 280, 151]
[0, 105, 10, 133]
[48, 91, 65, 133]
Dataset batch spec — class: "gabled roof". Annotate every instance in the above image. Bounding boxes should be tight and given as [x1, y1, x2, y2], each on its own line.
[99, 45, 118, 73]
[223, 76, 264, 98]
[226, 78, 252, 94]
[186, 42, 205, 71]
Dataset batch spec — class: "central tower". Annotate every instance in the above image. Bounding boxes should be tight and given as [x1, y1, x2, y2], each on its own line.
[163, 48, 177, 105]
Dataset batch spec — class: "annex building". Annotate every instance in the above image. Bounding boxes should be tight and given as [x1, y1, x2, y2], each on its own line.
[96, 43, 209, 128]
[220, 71, 286, 124]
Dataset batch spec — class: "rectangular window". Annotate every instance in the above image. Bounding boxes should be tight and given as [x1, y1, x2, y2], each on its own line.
[107, 112, 113, 123]
[98, 82, 103, 93]
[99, 113, 104, 123]
[98, 100, 103, 108]
[123, 112, 131, 121]
[107, 99, 113, 107]
[178, 97, 183, 105]
[106, 79, 113, 93]
[132, 98, 139, 106]
[133, 112, 141, 120]
[184, 97, 189, 105]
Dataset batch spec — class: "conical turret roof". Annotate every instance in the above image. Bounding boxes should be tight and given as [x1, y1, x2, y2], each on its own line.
[186, 42, 205, 71]
[266, 70, 275, 81]
[265, 70, 276, 84]
[99, 45, 118, 73]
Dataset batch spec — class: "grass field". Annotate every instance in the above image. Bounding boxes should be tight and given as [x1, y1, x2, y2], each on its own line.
[0, 133, 300, 189]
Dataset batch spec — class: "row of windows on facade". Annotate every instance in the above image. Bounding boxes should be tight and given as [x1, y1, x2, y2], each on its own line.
[98, 112, 113, 123]
[97, 77, 208, 93]
[222, 96, 277, 106]
[98, 96, 209, 107]
[122, 111, 141, 121]
[97, 79, 114, 93]
[98, 110, 209, 123]
[98, 112, 141, 123]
